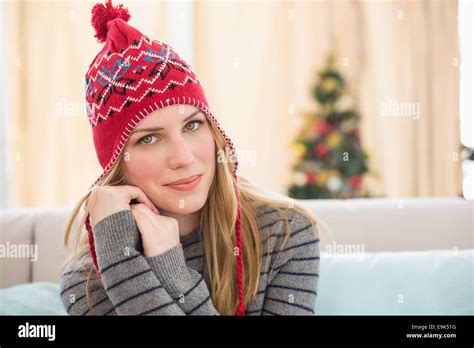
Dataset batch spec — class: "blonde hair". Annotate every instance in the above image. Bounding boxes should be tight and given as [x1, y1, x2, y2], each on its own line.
[61, 116, 327, 315]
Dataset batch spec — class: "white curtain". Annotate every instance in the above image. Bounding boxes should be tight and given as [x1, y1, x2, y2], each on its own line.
[3, 0, 166, 207]
[0, 1, 13, 208]
[195, 0, 462, 197]
[3, 0, 462, 207]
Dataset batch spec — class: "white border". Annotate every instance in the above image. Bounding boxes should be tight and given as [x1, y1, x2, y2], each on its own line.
[0, 2, 13, 208]
[165, 0, 194, 68]
[459, 0, 473, 147]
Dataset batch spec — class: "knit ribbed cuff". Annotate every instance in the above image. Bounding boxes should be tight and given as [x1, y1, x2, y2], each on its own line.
[92, 209, 141, 265]
[145, 243, 191, 293]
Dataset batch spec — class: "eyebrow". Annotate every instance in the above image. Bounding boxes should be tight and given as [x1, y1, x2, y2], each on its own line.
[131, 109, 203, 135]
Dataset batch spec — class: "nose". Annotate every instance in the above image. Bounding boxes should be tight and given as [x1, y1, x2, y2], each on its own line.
[167, 133, 195, 169]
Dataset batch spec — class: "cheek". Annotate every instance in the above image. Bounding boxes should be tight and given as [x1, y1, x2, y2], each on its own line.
[196, 130, 216, 166]
[125, 153, 163, 183]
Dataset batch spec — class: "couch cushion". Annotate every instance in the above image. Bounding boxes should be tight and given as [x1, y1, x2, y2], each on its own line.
[0, 282, 67, 315]
[316, 249, 474, 314]
[1, 249, 471, 315]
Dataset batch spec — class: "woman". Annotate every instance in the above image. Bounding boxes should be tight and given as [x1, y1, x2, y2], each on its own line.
[60, 0, 324, 316]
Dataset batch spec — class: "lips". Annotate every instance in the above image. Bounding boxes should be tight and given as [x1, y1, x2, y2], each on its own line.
[165, 174, 201, 186]
[164, 174, 202, 192]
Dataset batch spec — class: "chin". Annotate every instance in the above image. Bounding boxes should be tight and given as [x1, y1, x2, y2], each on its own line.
[156, 191, 208, 215]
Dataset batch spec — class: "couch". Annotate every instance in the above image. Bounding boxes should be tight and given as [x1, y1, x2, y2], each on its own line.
[0, 197, 472, 314]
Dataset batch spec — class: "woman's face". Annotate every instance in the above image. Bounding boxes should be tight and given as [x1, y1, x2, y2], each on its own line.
[123, 104, 216, 215]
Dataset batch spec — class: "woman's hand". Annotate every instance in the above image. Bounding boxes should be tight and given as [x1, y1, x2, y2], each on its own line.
[87, 185, 160, 229]
[130, 203, 180, 257]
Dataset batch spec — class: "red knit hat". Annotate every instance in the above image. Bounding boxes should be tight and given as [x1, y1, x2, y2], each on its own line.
[84, 0, 245, 315]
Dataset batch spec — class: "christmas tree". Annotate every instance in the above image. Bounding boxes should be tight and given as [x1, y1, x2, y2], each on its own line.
[288, 52, 370, 199]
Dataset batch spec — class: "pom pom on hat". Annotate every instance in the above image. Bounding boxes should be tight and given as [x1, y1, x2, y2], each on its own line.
[91, 0, 131, 43]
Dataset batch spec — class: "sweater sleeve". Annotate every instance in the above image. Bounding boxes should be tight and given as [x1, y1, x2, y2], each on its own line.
[60, 209, 186, 315]
[145, 244, 220, 315]
[261, 210, 320, 315]
[59, 257, 116, 315]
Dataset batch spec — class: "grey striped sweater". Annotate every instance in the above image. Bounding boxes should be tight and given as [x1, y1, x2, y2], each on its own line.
[59, 205, 320, 315]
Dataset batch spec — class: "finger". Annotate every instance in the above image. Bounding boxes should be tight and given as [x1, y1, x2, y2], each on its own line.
[130, 204, 150, 222]
[132, 203, 160, 230]
[130, 203, 141, 211]
[124, 186, 160, 215]
[133, 203, 156, 219]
